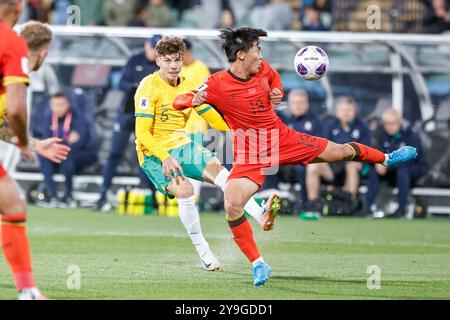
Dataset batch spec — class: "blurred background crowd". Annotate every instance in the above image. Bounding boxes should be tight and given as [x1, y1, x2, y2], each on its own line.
[1, 0, 448, 220]
[17, 0, 450, 34]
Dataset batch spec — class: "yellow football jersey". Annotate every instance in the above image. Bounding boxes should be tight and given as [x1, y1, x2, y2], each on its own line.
[134, 72, 194, 164]
[180, 59, 211, 134]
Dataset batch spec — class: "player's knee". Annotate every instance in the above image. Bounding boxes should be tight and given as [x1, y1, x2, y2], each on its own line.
[176, 182, 195, 199]
[224, 193, 245, 217]
[224, 200, 244, 218]
[206, 159, 224, 176]
[2, 199, 27, 217]
[307, 164, 320, 176]
[346, 162, 361, 172]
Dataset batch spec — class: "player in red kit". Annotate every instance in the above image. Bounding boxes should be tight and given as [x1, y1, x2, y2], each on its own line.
[1, 0, 70, 299]
[174, 28, 417, 287]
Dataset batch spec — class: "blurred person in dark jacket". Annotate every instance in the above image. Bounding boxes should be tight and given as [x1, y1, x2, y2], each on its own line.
[422, 0, 450, 33]
[280, 89, 324, 211]
[37, 92, 98, 207]
[94, 35, 161, 211]
[127, 0, 150, 27]
[366, 108, 428, 218]
[306, 96, 371, 212]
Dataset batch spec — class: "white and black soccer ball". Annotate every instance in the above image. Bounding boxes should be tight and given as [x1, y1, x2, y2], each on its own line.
[294, 46, 329, 81]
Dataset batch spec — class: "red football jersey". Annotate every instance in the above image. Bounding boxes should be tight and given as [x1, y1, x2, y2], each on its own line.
[174, 60, 286, 164]
[0, 22, 30, 92]
[0, 22, 30, 126]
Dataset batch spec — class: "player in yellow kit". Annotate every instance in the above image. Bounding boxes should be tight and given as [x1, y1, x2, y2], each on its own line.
[135, 37, 280, 271]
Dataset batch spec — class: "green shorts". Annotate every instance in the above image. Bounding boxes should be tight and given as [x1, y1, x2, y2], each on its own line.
[141, 141, 216, 198]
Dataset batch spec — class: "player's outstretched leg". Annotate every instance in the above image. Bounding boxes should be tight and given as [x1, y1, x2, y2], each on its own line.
[0, 173, 46, 300]
[206, 160, 281, 231]
[167, 177, 220, 271]
[313, 141, 417, 166]
[224, 178, 272, 287]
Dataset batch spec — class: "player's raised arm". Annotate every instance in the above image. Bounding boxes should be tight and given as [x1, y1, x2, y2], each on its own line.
[174, 77, 220, 111]
[173, 90, 205, 110]
[264, 60, 284, 106]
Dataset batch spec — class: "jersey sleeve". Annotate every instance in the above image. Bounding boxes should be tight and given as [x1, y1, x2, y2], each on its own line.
[173, 76, 221, 111]
[263, 60, 284, 96]
[134, 78, 156, 119]
[2, 36, 30, 87]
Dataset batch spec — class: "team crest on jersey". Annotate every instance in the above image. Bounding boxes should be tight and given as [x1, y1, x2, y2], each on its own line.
[351, 129, 360, 139]
[21, 57, 29, 75]
[304, 121, 312, 131]
[197, 83, 208, 92]
[139, 97, 149, 110]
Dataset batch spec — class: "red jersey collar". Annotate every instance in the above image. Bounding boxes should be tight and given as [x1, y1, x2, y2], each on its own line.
[227, 69, 252, 82]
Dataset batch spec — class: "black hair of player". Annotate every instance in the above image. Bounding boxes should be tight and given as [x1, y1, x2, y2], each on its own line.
[219, 27, 267, 63]
[51, 92, 68, 99]
[182, 39, 192, 51]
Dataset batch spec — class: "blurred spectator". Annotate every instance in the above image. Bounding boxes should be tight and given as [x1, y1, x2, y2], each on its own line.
[196, 0, 225, 29]
[366, 108, 428, 218]
[50, 0, 71, 25]
[250, 0, 293, 30]
[24, 0, 43, 21]
[303, 5, 328, 31]
[218, 8, 236, 28]
[314, 0, 331, 10]
[94, 36, 161, 211]
[276, 89, 325, 212]
[229, 0, 255, 26]
[306, 96, 371, 211]
[168, 0, 199, 21]
[103, 0, 136, 26]
[145, 0, 175, 27]
[127, 1, 150, 27]
[36, 92, 98, 208]
[180, 39, 210, 88]
[73, 0, 106, 25]
[422, 0, 450, 33]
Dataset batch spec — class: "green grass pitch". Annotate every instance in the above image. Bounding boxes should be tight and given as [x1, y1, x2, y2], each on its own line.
[1, 206, 450, 300]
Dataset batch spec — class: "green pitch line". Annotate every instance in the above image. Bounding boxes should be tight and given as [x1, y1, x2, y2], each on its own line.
[1, 206, 449, 300]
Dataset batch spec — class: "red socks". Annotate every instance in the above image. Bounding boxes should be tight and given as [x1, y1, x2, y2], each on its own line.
[1, 214, 36, 290]
[228, 213, 261, 263]
[346, 142, 386, 163]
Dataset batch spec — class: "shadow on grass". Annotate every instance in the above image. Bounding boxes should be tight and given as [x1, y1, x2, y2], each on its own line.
[228, 272, 447, 299]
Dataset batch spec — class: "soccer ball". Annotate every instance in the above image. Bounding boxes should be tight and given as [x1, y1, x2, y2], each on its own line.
[294, 46, 329, 81]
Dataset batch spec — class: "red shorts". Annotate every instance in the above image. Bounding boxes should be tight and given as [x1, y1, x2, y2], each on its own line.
[0, 164, 7, 179]
[228, 129, 328, 188]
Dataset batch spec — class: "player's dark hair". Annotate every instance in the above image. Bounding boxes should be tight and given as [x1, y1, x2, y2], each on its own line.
[219, 27, 267, 63]
[51, 92, 68, 100]
[182, 39, 192, 51]
[20, 21, 53, 52]
[133, 0, 148, 16]
[155, 37, 186, 57]
[335, 95, 357, 108]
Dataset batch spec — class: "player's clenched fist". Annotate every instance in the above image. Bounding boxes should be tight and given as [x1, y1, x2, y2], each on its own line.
[192, 91, 207, 106]
[270, 88, 283, 106]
